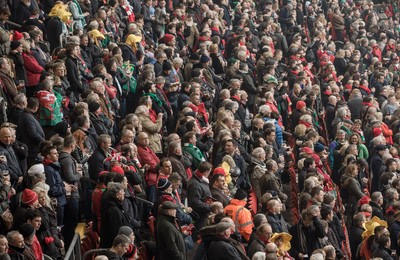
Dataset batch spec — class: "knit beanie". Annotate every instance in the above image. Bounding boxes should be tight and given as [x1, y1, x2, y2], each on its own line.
[22, 189, 38, 205]
[157, 178, 172, 191]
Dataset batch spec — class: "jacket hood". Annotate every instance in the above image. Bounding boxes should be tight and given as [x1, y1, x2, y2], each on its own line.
[58, 151, 72, 161]
[200, 224, 217, 238]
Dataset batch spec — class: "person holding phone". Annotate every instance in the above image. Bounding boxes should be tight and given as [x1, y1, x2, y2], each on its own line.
[289, 205, 325, 259]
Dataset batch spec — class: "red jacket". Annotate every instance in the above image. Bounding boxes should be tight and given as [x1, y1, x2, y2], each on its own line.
[138, 145, 160, 186]
[23, 52, 44, 86]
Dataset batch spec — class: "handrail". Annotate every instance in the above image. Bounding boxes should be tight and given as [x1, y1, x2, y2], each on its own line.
[83, 249, 109, 260]
[64, 233, 82, 260]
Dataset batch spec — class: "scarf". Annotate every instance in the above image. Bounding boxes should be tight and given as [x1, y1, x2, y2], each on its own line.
[299, 120, 312, 128]
[144, 93, 163, 107]
[194, 169, 209, 184]
[297, 220, 309, 254]
[359, 85, 371, 95]
[123, 5, 135, 22]
[362, 101, 373, 107]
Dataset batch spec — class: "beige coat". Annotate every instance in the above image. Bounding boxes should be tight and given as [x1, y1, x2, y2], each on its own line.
[138, 113, 163, 153]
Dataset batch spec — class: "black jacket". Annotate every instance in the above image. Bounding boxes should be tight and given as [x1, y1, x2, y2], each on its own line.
[46, 17, 63, 52]
[347, 97, 363, 121]
[156, 213, 186, 260]
[65, 56, 84, 94]
[372, 246, 394, 260]
[370, 201, 385, 220]
[37, 205, 62, 259]
[100, 191, 132, 248]
[17, 109, 45, 158]
[206, 235, 241, 260]
[88, 146, 108, 181]
[8, 245, 25, 260]
[289, 218, 325, 259]
[349, 225, 364, 258]
[187, 175, 211, 229]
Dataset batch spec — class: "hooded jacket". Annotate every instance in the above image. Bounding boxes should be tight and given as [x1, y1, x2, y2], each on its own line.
[58, 151, 80, 198]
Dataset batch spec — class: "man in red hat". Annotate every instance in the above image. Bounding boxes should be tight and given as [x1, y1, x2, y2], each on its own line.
[210, 167, 229, 207]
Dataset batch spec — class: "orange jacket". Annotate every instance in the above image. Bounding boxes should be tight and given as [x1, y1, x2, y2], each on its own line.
[224, 199, 254, 242]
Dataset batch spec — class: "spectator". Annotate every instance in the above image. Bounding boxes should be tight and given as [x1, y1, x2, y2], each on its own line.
[247, 223, 272, 258]
[6, 231, 25, 259]
[102, 234, 132, 260]
[156, 201, 186, 260]
[224, 189, 254, 242]
[100, 182, 132, 248]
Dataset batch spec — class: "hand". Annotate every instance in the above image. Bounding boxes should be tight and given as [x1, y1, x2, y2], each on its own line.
[59, 240, 64, 249]
[185, 207, 193, 213]
[158, 113, 164, 119]
[64, 183, 72, 193]
[17, 176, 23, 184]
[143, 164, 150, 170]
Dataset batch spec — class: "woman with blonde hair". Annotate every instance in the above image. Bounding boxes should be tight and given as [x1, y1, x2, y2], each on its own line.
[33, 186, 63, 258]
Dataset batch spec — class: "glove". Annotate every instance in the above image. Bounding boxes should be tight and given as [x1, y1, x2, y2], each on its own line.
[44, 237, 54, 245]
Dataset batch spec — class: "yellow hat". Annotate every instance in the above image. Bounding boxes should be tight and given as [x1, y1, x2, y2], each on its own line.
[88, 29, 105, 39]
[361, 216, 387, 239]
[126, 34, 142, 49]
[270, 232, 292, 252]
[48, 3, 69, 17]
[88, 29, 105, 46]
[49, 3, 71, 23]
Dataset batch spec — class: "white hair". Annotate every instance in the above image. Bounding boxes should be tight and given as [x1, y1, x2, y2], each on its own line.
[252, 252, 266, 260]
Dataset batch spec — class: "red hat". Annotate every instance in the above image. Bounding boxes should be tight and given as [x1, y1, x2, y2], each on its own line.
[296, 101, 306, 110]
[358, 195, 371, 207]
[301, 147, 314, 155]
[320, 53, 329, 60]
[111, 166, 125, 175]
[99, 170, 109, 176]
[13, 31, 23, 41]
[163, 34, 175, 45]
[372, 127, 382, 137]
[213, 167, 226, 176]
[22, 189, 38, 205]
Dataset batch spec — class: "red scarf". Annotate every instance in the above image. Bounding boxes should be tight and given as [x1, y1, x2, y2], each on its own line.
[359, 85, 371, 95]
[195, 170, 204, 179]
[299, 120, 312, 128]
[362, 101, 373, 107]
[123, 5, 135, 22]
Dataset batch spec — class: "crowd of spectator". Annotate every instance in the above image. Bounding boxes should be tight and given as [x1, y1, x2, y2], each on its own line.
[0, 0, 398, 259]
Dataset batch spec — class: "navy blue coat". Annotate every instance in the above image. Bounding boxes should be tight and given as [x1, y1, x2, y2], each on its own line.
[44, 162, 67, 207]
